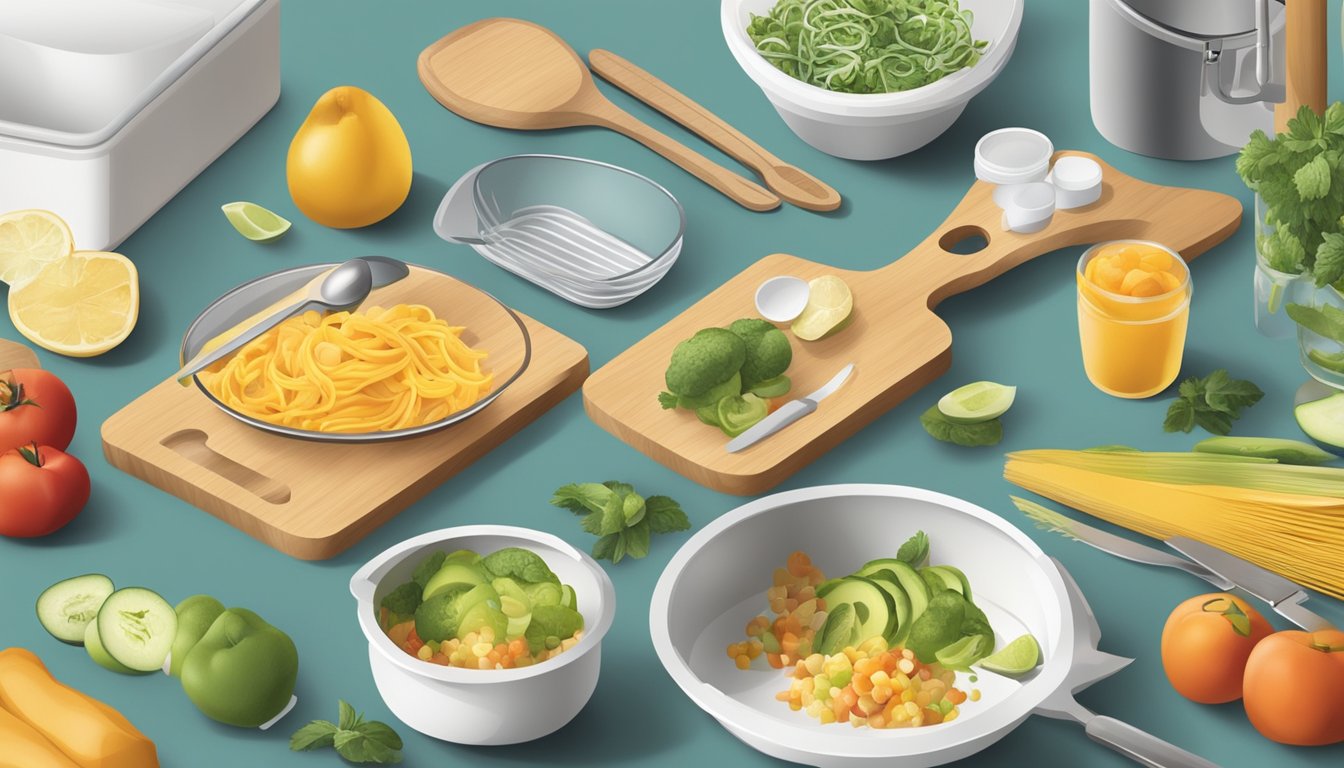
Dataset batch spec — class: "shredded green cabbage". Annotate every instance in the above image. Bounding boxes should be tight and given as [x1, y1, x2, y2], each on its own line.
[746, 0, 988, 94]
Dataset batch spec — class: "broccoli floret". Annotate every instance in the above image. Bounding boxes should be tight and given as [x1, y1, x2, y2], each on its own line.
[380, 581, 422, 617]
[729, 318, 792, 388]
[663, 328, 745, 398]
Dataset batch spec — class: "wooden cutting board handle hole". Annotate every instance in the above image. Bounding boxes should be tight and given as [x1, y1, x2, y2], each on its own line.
[938, 225, 991, 255]
[161, 430, 292, 505]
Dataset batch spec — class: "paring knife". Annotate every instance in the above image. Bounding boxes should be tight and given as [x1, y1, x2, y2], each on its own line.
[1167, 536, 1335, 632]
[1012, 497, 1234, 591]
[725, 363, 854, 453]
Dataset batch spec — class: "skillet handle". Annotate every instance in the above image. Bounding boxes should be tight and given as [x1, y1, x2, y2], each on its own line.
[1085, 715, 1221, 768]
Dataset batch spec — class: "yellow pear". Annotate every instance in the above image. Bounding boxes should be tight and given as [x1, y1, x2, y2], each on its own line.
[287, 86, 413, 228]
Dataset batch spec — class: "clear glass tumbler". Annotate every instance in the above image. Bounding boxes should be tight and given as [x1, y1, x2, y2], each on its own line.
[1296, 284, 1344, 390]
[1254, 195, 1311, 338]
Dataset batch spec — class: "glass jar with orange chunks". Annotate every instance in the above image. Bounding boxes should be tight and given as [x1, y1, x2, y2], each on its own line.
[1077, 241, 1192, 398]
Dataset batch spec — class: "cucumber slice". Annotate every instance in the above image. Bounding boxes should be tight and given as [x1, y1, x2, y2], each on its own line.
[937, 381, 1016, 424]
[1296, 393, 1344, 450]
[491, 578, 532, 610]
[85, 620, 150, 675]
[560, 584, 577, 611]
[36, 574, 114, 645]
[95, 588, 177, 673]
[865, 570, 913, 645]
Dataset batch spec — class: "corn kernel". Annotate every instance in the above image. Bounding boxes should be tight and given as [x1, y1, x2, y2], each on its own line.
[858, 694, 880, 715]
[477, 657, 491, 670]
[901, 689, 916, 703]
[417, 644, 433, 661]
[734, 654, 751, 670]
[898, 658, 915, 675]
[472, 642, 492, 657]
[970, 689, 981, 702]
[805, 653, 825, 675]
[872, 686, 892, 705]
[819, 708, 837, 724]
[944, 708, 960, 722]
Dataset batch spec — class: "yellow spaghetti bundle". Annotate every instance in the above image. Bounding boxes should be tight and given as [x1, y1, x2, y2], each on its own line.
[1005, 449, 1344, 600]
[200, 304, 492, 433]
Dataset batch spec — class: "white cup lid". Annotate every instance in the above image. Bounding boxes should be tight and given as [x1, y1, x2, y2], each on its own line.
[1049, 156, 1103, 192]
[974, 128, 1054, 185]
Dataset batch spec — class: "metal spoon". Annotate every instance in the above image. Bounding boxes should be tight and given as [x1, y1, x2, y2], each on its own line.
[174, 258, 375, 384]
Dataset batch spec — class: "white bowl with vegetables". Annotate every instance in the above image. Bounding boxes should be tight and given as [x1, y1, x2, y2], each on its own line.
[650, 484, 1072, 767]
[350, 525, 616, 745]
[722, 0, 1024, 160]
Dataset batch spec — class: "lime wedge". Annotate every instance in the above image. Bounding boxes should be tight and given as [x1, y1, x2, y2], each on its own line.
[791, 275, 853, 341]
[937, 381, 1016, 424]
[977, 634, 1040, 677]
[222, 202, 291, 242]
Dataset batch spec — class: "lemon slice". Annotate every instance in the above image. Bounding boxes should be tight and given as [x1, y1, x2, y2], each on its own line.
[0, 209, 75, 286]
[222, 201, 291, 242]
[791, 275, 853, 341]
[9, 250, 139, 357]
[937, 381, 1017, 424]
[977, 634, 1041, 677]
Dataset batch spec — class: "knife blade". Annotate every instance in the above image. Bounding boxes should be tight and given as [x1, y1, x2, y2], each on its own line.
[1166, 536, 1334, 632]
[1011, 497, 1234, 590]
[725, 363, 853, 453]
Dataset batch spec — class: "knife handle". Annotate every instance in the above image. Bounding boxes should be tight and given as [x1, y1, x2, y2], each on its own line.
[1086, 716, 1221, 768]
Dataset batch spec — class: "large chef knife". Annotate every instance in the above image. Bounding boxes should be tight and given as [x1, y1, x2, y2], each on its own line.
[1167, 536, 1334, 632]
[725, 363, 854, 453]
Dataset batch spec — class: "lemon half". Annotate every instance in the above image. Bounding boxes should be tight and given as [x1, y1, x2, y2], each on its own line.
[9, 251, 139, 357]
[0, 209, 74, 286]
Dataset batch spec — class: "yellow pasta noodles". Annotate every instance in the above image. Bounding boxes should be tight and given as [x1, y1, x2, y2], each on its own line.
[199, 304, 492, 433]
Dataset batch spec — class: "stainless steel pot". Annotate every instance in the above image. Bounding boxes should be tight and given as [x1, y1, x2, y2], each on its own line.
[1091, 0, 1285, 160]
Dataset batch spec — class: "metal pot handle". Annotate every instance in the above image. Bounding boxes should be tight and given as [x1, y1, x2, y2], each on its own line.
[1206, 0, 1284, 106]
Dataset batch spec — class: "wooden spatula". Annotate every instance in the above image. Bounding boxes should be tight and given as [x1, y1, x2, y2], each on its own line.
[417, 18, 780, 212]
[588, 49, 841, 212]
[583, 152, 1243, 495]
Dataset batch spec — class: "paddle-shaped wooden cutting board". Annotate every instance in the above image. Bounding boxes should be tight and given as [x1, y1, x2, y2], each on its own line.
[584, 152, 1242, 495]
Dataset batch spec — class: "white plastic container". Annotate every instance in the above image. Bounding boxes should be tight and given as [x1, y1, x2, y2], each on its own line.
[0, 0, 280, 250]
[350, 526, 616, 746]
[650, 484, 1072, 768]
[1049, 156, 1104, 210]
[721, 0, 1024, 161]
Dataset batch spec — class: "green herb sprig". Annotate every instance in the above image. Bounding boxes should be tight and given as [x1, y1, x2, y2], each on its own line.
[290, 701, 403, 764]
[552, 482, 690, 564]
[920, 406, 1002, 447]
[1163, 370, 1264, 435]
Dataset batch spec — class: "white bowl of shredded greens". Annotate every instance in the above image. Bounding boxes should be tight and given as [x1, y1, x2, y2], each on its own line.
[722, 0, 1023, 160]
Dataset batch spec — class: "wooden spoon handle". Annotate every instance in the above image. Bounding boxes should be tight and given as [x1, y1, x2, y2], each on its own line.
[589, 49, 839, 212]
[590, 102, 780, 212]
[1275, 0, 1327, 131]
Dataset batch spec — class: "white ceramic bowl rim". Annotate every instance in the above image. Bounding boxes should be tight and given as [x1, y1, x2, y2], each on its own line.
[351, 525, 616, 686]
[649, 484, 1076, 761]
[721, 0, 1026, 118]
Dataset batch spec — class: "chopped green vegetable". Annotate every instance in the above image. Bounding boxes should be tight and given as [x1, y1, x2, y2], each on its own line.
[291, 700, 403, 764]
[660, 328, 745, 403]
[747, 0, 987, 95]
[728, 318, 793, 389]
[717, 393, 769, 437]
[1163, 370, 1264, 435]
[480, 547, 560, 585]
[1237, 104, 1344, 285]
[524, 605, 585, 654]
[378, 582, 421, 617]
[906, 591, 966, 663]
[411, 551, 445, 590]
[552, 481, 690, 564]
[748, 375, 791, 399]
[920, 405, 1002, 447]
[1287, 302, 1344, 343]
[896, 531, 929, 567]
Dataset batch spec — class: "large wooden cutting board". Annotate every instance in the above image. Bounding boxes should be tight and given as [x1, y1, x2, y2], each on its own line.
[584, 152, 1243, 495]
[102, 296, 588, 561]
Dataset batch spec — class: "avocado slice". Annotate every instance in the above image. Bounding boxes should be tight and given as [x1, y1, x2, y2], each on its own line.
[817, 577, 895, 645]
[858, 560, 930, 624]
[422, 563, 489, 601]
[864, 569, 914, 645]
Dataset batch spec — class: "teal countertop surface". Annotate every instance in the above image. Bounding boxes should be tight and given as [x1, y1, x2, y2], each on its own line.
[3, 0, 1344, 765]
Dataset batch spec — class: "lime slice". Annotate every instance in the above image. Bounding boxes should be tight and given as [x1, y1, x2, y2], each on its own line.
[791, 275, 853, 341]
[977, 634, 1040, 677]
[937, 381, 1016, 424]
[222, 202, 291, 242]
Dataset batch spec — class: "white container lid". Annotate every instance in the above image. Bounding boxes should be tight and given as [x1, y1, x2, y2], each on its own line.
[0, 0, 266, 148]
[974, 128, 1054, 185]
[1049, 156, 1103, 192]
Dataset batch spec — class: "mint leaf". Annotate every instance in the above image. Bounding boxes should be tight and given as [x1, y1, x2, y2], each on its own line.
[338, 700, 360, 731]
[1287, 302, 1344, 343]
[610, 531, 628, 564]
[550, 483, 614, 515]
[1163, 397, 1196, 433]
[1237, 129, 1280, 183]
[896, 531, 929, 566]
[1315, 232, 1344, 287]
[646, 496, 690, 533]
[591, 533, 619, 562]
[602, 480, 636, 498]
[623, 519, 652, 560]
[580, 510, 606, 536]
[334, 729, 402, 765]
[1327, 102, 1344, 137]
[1260, 226, 1307, 274]
[1193, 408, 1235, 436]
[353, 721, 404, 751]
[1295, 154, 1332, 199]
[1202, 370, 1264, 415]
[290, 721, 338, 752]
[658, 391, 679, 409]
[597, 495, 626, 536]
[919, 405, 1002, 447]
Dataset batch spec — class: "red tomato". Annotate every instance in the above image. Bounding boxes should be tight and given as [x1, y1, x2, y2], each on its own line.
[0, 369, 76, 452]
[0, 443, 90, 538]
[1161, 593, 1273, 703]
[1243, 630, 1344, 746]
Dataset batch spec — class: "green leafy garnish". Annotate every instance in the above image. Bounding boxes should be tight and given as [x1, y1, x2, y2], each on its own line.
[552, 481, 690, 564]
[1238, 103, 1344, 284]
[920, 405, 1002, 447]
[291, 701, 403, 764]
[378, 582, 421, 617]
[896, 531, 929, 567]
[1287, 302, 1344, 344]
[1163, 370, 1264, 435]
[746, 0, 987, 94]
[481, 547, 560, 585]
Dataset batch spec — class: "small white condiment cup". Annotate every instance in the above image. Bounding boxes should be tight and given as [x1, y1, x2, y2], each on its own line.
[1049, 156, 1103, 209]
[974, 127, 1054, 185]
[994, 182, 1056, 234]
[755, 276, 810, 323]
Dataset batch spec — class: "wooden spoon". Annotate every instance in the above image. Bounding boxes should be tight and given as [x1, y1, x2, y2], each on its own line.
[417, 18, 780, 212]
[589, 49, 841, 212]
[1275, 0, 1327, 131]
